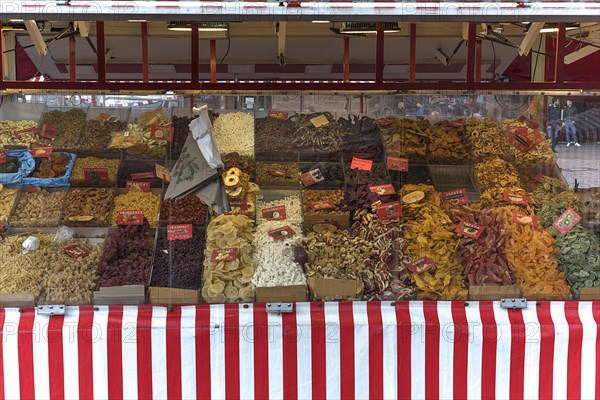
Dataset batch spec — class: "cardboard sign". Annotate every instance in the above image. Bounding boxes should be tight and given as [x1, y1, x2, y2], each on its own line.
[369, 184, 396, 196]
[63, 245, 89, 259]
[117, 210, 144, 225]
[167, 224, 193, 241]
[310, 199, 336, 211]
[150, 125, 174, 142]
[504, 191, 529, 205]
[13, 126, 37, 138]
[350, 157, 373, 171]
[39, 124, 57, 140]
[443, 188, 469, 205]
[552, 207, 582, 235]
[268, 226, 296, 240]
[407, 257, 435, 274]
[376, 201, 402, 220]
[30, 147, 53, 158]
[268, 169, 292, 178]
[211, 248, 238, 262]
[268, 110, 289, 120]
[310, 114, 330, 128]
[84, 167, 109, 182]
[386, 156, 409, 172]
[507, 127, 533, 153]
[262, 205, 286, 221]
[156, 164, 171, 182]
[456, 221, 485, 239]
[300, 169, 324, 187]
[130, 171, 156, 180]
[0, 151, 5, 164]
[512, 211, 539, 227]
[126, 181, 151, 193]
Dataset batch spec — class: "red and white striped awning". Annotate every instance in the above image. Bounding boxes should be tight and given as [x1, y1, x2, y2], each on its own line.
[1, 301, 598, 400]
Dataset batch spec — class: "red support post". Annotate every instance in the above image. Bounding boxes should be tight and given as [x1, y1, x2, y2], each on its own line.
[409, 23, 416, 83]
[96, 21, 106, 83]
[141, 22, 149, 83]
[69, 34, 76, 82]
[343, 36, 350, 83]
[466, 23, 476, 83]
[375, 22, 384, 84]
[0, 21, 4, 84]
[210, 39, 217, 84]
[475, 39, 482, 83]
[191, 22, 199, 84]
[554, 23, 566, 83]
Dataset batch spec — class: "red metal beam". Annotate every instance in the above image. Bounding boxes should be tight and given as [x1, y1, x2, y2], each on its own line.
[96, 22, 106, 83]
[69, 34, 76, 82]
[191, 22, 199, 84]
[343, 36, 350, 83]
[141, 22, 149, 83]
[0, 21, 4, 84]
[210, 39, 217, 84]
[475, 39, 482, 83]
[409, 23, 416, 83]
[554, 23, 566, 83]
[375, 22, 384, 84]
[466, 23, 476, 83]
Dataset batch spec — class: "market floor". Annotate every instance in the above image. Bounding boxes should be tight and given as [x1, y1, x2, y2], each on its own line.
[557, 142, 600, 189]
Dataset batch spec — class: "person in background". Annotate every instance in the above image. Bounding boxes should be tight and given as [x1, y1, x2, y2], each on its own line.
[547, 98, 561, 153]
[562, 100, 581, 147]
[397, 101, 406, 116]
[415, 102, 426, 116]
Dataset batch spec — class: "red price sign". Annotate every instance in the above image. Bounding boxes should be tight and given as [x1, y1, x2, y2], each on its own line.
[503, 191, 529, 205]
[167, 224, 193, 241]
[150, 125, 174, 142]
[211, 248, 238, 262]
[310, 199, 336, 211]
[268, 110, 289, 120]
[300, 169, 324, 187]
[262, 205, 286, 221]
[84, 168, 109, 182]
[117, 210, 144, 225]
[386, 156, 409, 172]
[407, 257, 435, 274]
[456, 221, 485, 239]
[507, 127, 533, 153]
[130, 171, 156, 180]
[39, 124, 57, 140]
[0, 151, 5, 164]
[552, 207, 582, 235]
[512, 211, 539, 227]
[376, 201, 402, 220]
[350, 157, 373, 171]
[268, 226, 296, 240]
[30, 147, 53, 158]
[369, 184, 396, 196]
[13, 126, 37, 138]
[64, 245, 89, 259]
[126, 181, 151, 193]
[268, 169, 292, 178]
[443, 188, 469, 205]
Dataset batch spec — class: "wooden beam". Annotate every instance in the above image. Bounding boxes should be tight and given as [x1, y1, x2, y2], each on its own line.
[375, 22, 384, 83]
[191, 22, 199, 84]
[141, 22, 149, 83]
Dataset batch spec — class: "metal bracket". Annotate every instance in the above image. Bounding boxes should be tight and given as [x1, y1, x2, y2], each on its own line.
[266, 303, 293, 314]
[500, 298, 527, 309]
[36, 305, 66, 316]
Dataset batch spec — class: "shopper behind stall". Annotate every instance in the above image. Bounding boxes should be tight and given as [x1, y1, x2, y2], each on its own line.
[547, 98, 561, 152]
[415, 102, 426, 116]
[562, 100, 581, 147]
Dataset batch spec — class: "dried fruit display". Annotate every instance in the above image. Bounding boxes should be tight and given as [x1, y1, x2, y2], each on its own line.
[252, 221, 306, 288]
[256, 162, 299, 187]
[426, 119, 469, 164]
[352, 209, 414, 300]
[0, 187, 19, 223]
[39, 109, 87, 149]
[400, 184, 466, 299]
[342, 182, 397, 217]
[222, 166, 259, 218]
[501, 119, 556, 168]
[159, 194, 208, 226]
[344, 162, 390, 185]
[222, 152, 255, 179]
[30, 153, 71, 178]
[534, 177, 581, 226]
[255, 117, 298, 159]
[202, 214, 255, 302]
[151, 227, 206, 290]
[60, 188, 114, 227]
[256, 195, 302, 226]
[10, 188, 66, 227]
[97, 222, 154, 288]
[474, 157, 521, 191]
[299, 162, 345, 188]
[71, 157, 120, 186]
[213, 112, 255, 156]
[579, 188, 600, 223]
[0, 120, 39, 147]
[302, 189, 347, 214]
[79, 120, 127, 150]
[479, 185, 535, 211]
[171, 115, 193, 156]
[338, 115, 384, 160]
[465, 117, 511, 162]
[111, 191, 161, 227]
[451, 206, 514, 287]
[378, 117, 430, 161]
[293, 112, 342, 158]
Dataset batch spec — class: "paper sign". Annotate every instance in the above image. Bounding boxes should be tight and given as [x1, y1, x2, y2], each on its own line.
[126, 181, 151, 193]
[310, 114, 330, 128]
[512, 211, 539, 227]
[13, 126, 37, 138]
[268, 169, 292, 178]
[167, 224, 193, 241]
[130, 171, 156, 180]
[369, 184, 396, 196]
[228, 199, 249, 216]
[376, 202, 402, 220]
[39, 124, 57, 140]
[63, 245, 89, 259]
[268, 110, 289, 120]
[407, 257, 435, 274]
[507, 127, 533, 153]
[117, 210, 144, 225]
[300, 169, 325, 187]
[531, 129, 544, 145]
[30, 147, 53, 158]
[156, 164, 171, 182]
[0, 151, 5, 164]
[503, 191, 529, 205]
[84, 168, 109, 182]
[350, 157, 373, 171]
[456, 221, 485, 239]
[211, 248, 238, 262]
[443, 188, 469, 205]
[268, 226, 296, 240]
[310, 199, 336, 211]
[552, 207, 582, 235]
[386, 156, 409, 172]
[150, 125, 174, 142]
[262, 205, 286, 221]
